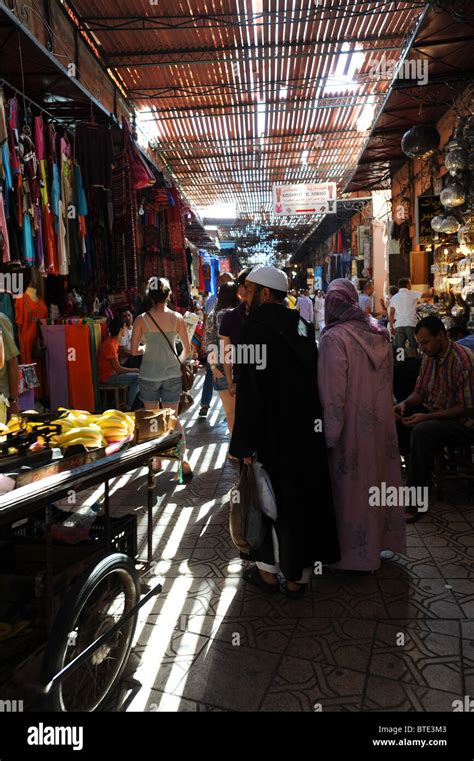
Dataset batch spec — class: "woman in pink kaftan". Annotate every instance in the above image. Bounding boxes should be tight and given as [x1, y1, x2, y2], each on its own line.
[318, 279, 406, 571]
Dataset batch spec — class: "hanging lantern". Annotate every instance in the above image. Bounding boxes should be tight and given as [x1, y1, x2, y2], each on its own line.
[445, 121, 469, 176]
[438, 215, 461, 234]
[431, 215, 445, 232]
[401, 125, 440, 159]
[440, 181, 466, 208]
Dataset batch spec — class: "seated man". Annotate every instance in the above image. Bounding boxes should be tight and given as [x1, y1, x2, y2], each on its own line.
[99, 317, 140, 410]
[394, 315, 474, 522]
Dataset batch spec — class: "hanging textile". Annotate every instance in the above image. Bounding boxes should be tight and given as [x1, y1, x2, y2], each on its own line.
[198, 256, 205, 291]
[74, 121, 114, 190]
[15, 292, 48, 364]
[65, 323, 95, 412]
[0, 189, 10, 262]
[111, 143, 138, 291]
[41, 324, 70, 409]
[123, 119, 155, 190]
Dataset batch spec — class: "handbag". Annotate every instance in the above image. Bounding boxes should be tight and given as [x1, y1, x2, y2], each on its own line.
[146, 312, 195, 393]
[178, 392, 194, 416]
[228, 464, 266, 554]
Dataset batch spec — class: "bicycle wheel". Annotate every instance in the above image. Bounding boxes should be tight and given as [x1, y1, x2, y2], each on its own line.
[42, 553, 140, 712]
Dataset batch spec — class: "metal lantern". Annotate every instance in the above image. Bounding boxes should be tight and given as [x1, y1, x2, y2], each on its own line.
[401, 125, 440, 160]
[440, 182, 466, 208]
[431, 215, 445, 232]
[438, 215, 461, 234]
[445, 139, 469, 175]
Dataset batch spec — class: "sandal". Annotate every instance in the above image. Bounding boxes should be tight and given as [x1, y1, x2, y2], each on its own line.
[242, 566, 279, 593]
[181, 462, 194, 481]
[283, 582, 307, 599]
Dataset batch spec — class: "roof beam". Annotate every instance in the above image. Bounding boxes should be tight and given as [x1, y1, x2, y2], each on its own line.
[138, 93, 384, 121]
[79, 4, 425, 32]
[108, 35, 404, 67]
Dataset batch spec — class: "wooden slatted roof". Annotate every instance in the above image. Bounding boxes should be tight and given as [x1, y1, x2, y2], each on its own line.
[68, 0, 427, 238]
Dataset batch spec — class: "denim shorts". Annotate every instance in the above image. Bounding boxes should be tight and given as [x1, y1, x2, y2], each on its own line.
[213, 375, 229, 392]
[139, 376, 182, 404]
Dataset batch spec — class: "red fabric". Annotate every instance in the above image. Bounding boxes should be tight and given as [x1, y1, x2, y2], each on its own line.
[65, 324, 95, 412]
[15, 293, 48, 364]
[123, 119, 155, 190]
[198, 256, 205, 291]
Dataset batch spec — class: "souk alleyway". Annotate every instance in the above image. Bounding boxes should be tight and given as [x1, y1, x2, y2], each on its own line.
[84, 371, 474, 713]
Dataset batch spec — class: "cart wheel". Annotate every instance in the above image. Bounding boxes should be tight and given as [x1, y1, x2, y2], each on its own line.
[42, 553, 140, 712]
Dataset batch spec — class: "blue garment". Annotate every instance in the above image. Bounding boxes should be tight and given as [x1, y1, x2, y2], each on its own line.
[457, 335, 474, 351]
[2, 144, 12, 211]
[202, 254, 212, 294]
[22, 213, 34, 264]
[73, 165, 88, 217]
[211, 257, 220, 296]
[106, 373, 140, 408]
[200, 362, 214, 406]
[204, 293, 217, 315]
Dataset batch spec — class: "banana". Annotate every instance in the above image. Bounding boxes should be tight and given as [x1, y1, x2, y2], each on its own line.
[102, 409, 130, 421]
[98, 421, 128, 430]
[57, 427, 105, 445]
[102, 428, 128, 439]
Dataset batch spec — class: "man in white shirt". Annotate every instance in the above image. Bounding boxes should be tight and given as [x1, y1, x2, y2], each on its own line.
[389, 278, 433, 355]
[296, 289, 314, 323]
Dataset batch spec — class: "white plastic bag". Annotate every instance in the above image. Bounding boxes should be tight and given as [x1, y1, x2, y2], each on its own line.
[253, 461, 277, 521]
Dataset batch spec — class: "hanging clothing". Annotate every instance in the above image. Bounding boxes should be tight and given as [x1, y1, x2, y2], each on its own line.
[41, 324, 70, 409]
[15, 291, 48, 364]
[65, 323, 95, 412]
[57, 199, 68, 275]
[74, 122, 114, 190]
[0, 190, 10, 263]
[0, 292, 14, 326]
[22, 213, 34, 265]
[87, 321, 101, 412]
[198, 256, 205, 291]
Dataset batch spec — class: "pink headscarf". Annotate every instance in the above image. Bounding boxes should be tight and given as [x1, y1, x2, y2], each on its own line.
[322, 278, 388, 338]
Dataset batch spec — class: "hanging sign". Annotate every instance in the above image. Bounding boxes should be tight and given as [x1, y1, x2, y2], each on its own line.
[417, 195, 443, 246]
[273, 183, 337, 216]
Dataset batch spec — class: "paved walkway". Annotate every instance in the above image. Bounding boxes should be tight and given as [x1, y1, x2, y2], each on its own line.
[104, 372, 474, 712]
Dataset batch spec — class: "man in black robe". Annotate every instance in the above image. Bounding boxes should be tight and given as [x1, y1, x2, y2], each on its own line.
[230, 266, 340, 597]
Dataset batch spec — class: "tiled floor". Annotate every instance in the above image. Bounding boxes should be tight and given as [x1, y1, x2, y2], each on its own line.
[100, 373, 474, 712]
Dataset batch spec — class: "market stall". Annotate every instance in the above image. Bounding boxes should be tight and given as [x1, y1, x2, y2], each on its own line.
[0, 413, 182, 712]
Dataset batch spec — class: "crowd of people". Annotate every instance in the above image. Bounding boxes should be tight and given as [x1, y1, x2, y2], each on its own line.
[96, 265, 473, 598]
[202, 267, 473, 595]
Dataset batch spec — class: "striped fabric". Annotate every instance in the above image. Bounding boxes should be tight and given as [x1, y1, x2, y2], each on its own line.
[415, 341, 474, 428]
